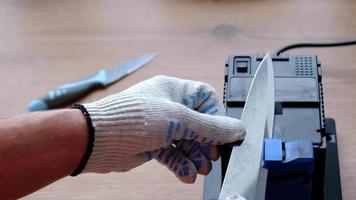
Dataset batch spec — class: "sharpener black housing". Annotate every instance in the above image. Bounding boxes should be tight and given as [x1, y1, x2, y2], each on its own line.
[203, 54, 342, 200]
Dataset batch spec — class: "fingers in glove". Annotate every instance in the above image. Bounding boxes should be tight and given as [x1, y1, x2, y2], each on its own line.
[142, 75, 225, 116]
[180, 82, 225, 116]
[200, 143, 220, 161]
[167, 107, 246, 145]
[176, 140, 212, 175]
[155, 145, 197, 183]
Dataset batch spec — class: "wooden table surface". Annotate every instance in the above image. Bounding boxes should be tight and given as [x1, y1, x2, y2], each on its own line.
[1, 0, 355, 199]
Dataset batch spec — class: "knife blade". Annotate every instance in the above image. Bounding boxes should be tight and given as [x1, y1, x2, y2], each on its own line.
[219, 53, 275, 200]
[28, 52, 158, 112]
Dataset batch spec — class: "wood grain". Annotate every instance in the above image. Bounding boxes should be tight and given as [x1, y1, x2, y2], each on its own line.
[0, 0, 355, 199]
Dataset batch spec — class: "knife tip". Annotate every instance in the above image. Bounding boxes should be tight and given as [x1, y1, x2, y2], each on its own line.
[147, 52, 159, 58]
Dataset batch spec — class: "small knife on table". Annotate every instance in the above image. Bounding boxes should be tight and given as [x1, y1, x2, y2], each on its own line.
[28, 52, 158, 112]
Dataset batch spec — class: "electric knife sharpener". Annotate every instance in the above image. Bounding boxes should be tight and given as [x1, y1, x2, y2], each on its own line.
[203, 53, 342, 200]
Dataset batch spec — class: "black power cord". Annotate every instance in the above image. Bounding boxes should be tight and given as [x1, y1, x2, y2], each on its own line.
[276, 39, 356, 56]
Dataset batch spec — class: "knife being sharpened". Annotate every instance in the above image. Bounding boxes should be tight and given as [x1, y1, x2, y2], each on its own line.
[28, 52, 158, 112]
[219, 53, 275, 200]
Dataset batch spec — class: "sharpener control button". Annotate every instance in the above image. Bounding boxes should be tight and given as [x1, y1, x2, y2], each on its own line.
[236, 61, 248, 73]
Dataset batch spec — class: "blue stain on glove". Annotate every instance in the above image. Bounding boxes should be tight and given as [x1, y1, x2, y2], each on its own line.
[145, 151, 153, 160]
[175, 122, 181, 132]
[166, 121, 174, 141]
[201, 103, 216, 113]
[182, 166, 190, 176]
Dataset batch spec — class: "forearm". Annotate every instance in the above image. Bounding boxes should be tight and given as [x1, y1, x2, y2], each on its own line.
[0, 109, 88, 199]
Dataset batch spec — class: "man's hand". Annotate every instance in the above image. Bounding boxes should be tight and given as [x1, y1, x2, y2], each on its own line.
[81, 75, 246, 183]
[0, 75, 246, 199]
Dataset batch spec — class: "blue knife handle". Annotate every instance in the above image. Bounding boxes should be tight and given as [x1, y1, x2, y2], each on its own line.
[28, 72, 105, 112]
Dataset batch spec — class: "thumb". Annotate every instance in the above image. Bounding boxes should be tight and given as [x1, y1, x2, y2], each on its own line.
[173, 107, 246, 145]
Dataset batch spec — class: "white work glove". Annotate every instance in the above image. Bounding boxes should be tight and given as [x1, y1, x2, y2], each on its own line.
[81, 75, 245, 183]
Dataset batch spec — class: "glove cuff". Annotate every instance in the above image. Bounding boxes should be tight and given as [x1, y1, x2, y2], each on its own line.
[81, 93, 147, 173]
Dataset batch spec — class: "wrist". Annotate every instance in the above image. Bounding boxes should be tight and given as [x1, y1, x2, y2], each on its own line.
[70, 105, 95, 176]
[79, 93, 147, 173]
